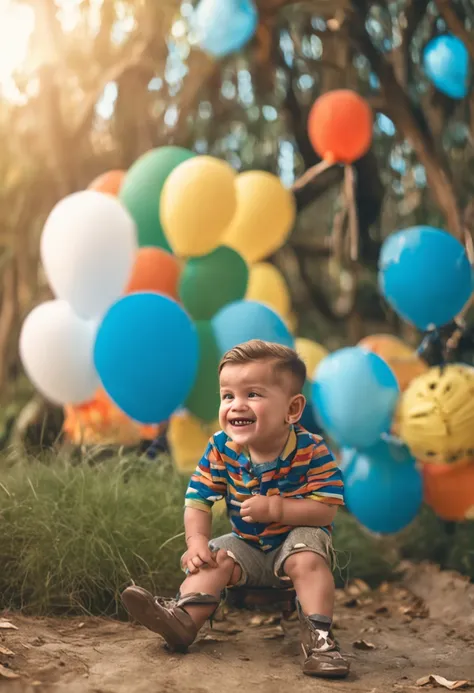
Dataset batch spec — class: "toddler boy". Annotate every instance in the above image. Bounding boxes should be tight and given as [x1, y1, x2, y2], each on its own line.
[122, 339, 348, 678]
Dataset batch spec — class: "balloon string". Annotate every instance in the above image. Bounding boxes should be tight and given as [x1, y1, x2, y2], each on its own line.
[292, 159, 335, 192]
[331, 200, 347, 265]
[344, 165, 359, 262]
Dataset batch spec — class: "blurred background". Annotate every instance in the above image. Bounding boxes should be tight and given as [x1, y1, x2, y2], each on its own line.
[1, 0, 473, 449]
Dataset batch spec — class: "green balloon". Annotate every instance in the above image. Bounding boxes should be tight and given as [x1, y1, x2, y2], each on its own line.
[179, 246, 249, 321]
[185, 322, 221, 422]
[119, 146, 195, 250]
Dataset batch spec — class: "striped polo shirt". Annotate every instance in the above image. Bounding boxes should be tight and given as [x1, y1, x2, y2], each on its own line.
[185, 424, 344, 552]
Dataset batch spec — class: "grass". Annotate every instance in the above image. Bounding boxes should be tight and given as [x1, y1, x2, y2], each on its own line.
[0, 451, 472, 617]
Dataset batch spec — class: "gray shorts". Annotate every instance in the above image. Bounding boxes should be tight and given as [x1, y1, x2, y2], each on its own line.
[209, 527, 333, 588]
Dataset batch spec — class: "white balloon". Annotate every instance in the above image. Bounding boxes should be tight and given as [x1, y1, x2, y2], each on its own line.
[20, 300, 100, 405]
[40, 191, 138, 319]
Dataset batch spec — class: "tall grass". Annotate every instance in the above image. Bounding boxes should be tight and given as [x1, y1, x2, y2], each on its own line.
[0, 452, 229, 615]
[0, 451, 471, 617]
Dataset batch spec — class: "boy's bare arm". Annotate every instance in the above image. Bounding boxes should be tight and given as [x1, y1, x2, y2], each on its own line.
[240, 495, 338, 527]
[184, 506, 213, 545]
[182, 507, 217, 574]
[278, 497, 338, 527]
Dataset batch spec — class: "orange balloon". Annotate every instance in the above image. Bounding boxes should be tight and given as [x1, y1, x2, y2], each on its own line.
[422, 461, 474, 521]
[88, 170, 125, 196]
[359, 334, 414, 361]
[387, 357, 428, 392]
[308, 90, 373, 164]
[360, 334, 428, 392]
[125, 247, 181, 300]
[63, 387, 163, 446]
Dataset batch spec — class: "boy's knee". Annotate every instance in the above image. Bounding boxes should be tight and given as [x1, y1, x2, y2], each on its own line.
[284, 551, 328, 580]
[215, 549, 242, 585]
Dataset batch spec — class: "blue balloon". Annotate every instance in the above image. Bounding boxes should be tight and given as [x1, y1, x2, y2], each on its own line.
[192, 0, 258, 59]
[212, 300, 294, 356]
[312, 347, 399, 449]
[423, 34, 469, 100]
[94, 293, 198, 424]
[379, 226, 473, 330]
[343, 437, 423, 534]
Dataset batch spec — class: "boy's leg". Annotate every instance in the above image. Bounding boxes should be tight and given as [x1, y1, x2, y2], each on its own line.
[274, 527, 350, 679]
[122, 549, 240, 651]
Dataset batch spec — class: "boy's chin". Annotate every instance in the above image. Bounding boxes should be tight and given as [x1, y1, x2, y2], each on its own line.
[224, 426, 256, 444]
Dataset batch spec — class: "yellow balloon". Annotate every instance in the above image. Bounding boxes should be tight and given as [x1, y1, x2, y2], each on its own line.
[161, 156, 237, 257]
[246, 262, 291, 317]
[396, 364, 474, 464]
[295, 338, 329, 380]
[223, 171, 296, 263]
[168, 410, 220, 474]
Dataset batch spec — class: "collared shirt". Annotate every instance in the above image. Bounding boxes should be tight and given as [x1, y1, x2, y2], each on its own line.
[184, 424, 344, 552]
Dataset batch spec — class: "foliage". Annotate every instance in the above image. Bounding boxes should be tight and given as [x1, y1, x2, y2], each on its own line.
[1, 0, 473, 426]
[0, 451, 399, 616]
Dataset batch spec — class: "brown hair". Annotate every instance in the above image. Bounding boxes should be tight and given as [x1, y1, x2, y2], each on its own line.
[218, 339, 306, 394]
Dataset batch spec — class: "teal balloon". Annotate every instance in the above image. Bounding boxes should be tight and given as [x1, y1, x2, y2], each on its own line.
[119, 147, 195, 250]
[212, 300, 294, 356]
[343, 437, 423, 534]
[94, 293, 198, 424]
[423, 34, 469, 100]
[192, 0, 258, 59]
[185, 322, 221, 422]
[179, 246, 248, 321]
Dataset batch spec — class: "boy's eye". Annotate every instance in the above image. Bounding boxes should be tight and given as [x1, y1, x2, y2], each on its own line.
[222, 393, 233, 400]
[248, 392, 260, 398]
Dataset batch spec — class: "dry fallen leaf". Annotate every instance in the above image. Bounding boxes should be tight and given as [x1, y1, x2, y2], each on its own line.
[0, 645, 14, 656]
[416, 675, 471, 690]
[0, 664, 20, 679]
[201, 634, 230, 643]
[0, 620, 18, 631]
[263, 626, 285, 640]
[346, 579, 370, 597]
[352, 639, 376, 651]
[249, 615, 267, 627]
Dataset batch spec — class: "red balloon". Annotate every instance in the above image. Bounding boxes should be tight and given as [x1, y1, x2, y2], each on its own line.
[125, 247, 181, 301]
[308, 90, 373, 164]
[88, 170, 125, 196]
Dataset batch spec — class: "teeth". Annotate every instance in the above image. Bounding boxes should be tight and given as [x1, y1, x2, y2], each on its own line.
[231, 419, 255, 426]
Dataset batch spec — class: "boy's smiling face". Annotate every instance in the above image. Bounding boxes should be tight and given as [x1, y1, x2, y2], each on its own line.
[218, 359, 305, 457]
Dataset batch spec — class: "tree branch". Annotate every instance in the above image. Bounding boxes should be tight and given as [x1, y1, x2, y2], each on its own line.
[434, 0, 474, 61]
[71, 39, 158, 144]
[350, 0, 463, 238]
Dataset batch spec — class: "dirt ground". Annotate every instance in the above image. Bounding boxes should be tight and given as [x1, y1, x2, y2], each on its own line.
[1, 572, 474, 693]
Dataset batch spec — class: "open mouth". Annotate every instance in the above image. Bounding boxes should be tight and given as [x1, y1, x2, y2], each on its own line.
[229, 419, 256, 427]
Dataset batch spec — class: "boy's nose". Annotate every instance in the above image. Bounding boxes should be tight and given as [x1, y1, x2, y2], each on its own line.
[231, 400, 249, 412]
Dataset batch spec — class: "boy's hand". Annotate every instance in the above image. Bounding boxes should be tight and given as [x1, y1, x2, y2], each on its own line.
[181, 535, 217, 575]
[240, 495, 283, 524]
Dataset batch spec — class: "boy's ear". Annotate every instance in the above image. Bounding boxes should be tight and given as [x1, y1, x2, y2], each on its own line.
[286, 393, 306, 424]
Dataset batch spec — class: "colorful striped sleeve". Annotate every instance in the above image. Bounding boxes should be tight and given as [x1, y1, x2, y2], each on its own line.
[303, 438, 345, 506]
[184, 437, 228, 513]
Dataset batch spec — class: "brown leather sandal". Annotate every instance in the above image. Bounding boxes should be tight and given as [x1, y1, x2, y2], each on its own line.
[121, 585, 220, 652]
[297, 600, 350, 678]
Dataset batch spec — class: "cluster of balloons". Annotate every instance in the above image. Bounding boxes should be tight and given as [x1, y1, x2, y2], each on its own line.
[21, 87, 374, 451]
[423, 33, 470, 100]
[20, 144, 301, 443]
[308, 222, 474, 533]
